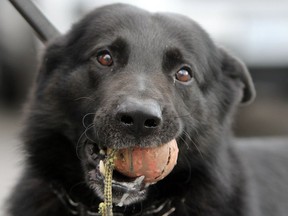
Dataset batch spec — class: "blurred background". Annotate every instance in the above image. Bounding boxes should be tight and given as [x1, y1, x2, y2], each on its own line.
[0, 0, 287, 213]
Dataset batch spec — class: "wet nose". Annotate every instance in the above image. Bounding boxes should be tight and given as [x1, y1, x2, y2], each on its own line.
[116, 98, 162, 136]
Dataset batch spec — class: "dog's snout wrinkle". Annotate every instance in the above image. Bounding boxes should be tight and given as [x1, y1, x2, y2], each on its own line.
[116, 98, 162, 137]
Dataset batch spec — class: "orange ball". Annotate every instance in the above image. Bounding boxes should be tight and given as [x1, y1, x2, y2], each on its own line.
[113, 139, 178, 183]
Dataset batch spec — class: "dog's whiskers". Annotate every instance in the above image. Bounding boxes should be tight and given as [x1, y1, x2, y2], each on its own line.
[82, 113, 95, 128]
[76, 123, 95, 160]
[84, 124, 97, 144]
[182, 130, 204, 160]
[178, 135, 190, 150]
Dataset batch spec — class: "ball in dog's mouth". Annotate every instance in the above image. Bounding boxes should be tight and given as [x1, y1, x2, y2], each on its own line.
[110, 139, 179, 183]
[87, 139, 178, 206]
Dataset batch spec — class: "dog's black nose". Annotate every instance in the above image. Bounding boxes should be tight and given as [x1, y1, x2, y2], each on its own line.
[116, 98, 162, 136]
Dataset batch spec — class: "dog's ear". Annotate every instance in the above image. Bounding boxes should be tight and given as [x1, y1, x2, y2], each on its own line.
[219, 48, 256, 104]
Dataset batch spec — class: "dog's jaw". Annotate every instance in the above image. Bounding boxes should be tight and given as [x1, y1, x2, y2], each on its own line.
[84, 143, 150, 206]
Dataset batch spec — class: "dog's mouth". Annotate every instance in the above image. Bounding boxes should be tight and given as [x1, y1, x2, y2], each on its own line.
[85, 143, 149, 206]
[84, 139, 179, 206]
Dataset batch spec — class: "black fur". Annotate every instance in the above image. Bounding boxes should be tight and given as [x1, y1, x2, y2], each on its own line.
[7, 4, 288, 216]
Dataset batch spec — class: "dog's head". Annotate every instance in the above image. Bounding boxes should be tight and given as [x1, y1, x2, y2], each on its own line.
[24, 4, 255, 208]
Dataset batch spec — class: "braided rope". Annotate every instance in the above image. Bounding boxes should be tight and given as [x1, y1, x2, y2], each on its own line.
[99, 150, 116, 216]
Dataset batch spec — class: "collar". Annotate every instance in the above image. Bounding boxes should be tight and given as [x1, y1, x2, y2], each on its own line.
[50, 182, 175, 216]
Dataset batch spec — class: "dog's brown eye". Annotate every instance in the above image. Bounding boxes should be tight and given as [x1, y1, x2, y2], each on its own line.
[175, 67, 193, 82]
[97, 51, 113, 66]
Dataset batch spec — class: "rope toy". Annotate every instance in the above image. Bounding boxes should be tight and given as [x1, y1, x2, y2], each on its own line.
[98, 149, 116, 216]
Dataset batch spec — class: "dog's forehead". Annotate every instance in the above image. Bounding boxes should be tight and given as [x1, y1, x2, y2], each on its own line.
[77, 4, 210, 55]
[65, 3, 217, 82]
[87, 13, 174, 48]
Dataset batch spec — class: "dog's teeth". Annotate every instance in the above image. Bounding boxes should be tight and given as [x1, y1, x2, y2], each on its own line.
[145, 182, 155, 187]
[99, 149, 106, 155]
[99, 160, 105, 176]
[134, 176, 145, 185]
[117, 193, 130, 207]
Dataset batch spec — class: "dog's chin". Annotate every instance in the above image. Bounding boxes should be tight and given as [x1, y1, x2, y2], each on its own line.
[84, 143, 151, 206]
[88, 169, 148, 206]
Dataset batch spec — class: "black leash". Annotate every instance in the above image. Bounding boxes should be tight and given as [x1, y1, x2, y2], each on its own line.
[8, 0, 60, 43]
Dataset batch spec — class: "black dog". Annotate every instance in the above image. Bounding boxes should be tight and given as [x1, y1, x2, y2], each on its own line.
[7, 4, 288, 216]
